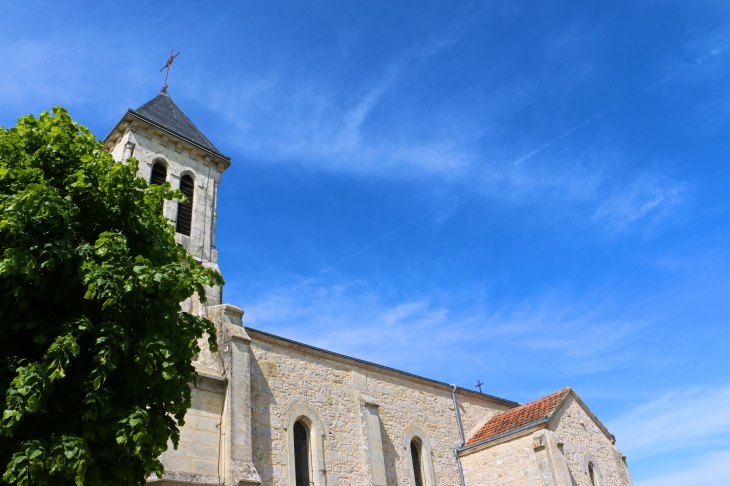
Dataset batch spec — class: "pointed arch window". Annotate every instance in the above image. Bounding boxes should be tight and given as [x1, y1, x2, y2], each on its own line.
[410, 439, 424, 486]
[284, 404, 326, 486]
[176, 174, 194, 236]
[150, 161, 167, 185]
[293, 421, 311, 486]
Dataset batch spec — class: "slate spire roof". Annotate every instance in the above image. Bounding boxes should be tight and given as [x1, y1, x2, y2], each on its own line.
[130, 92, 226, 158]
[465, 388, 570, 446]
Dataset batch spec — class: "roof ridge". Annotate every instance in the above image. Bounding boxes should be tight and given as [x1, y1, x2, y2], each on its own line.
[132, 93, 222, 154]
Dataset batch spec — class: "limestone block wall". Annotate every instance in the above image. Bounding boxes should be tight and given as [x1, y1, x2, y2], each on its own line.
[551, 396, 628, 486]
[158, 384, 225, 483]
[460, 433, 543, 486]
[247, 330, 511, 486]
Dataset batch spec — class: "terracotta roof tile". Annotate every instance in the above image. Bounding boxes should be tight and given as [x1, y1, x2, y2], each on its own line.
[465, 388, 569, 446]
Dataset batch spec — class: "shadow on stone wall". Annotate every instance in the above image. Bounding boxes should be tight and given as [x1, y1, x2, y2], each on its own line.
[250, 355, 276, 485]
[380, 419, 400, 486]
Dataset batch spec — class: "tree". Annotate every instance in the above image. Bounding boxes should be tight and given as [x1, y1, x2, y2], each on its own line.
[0, 107, 223, 485]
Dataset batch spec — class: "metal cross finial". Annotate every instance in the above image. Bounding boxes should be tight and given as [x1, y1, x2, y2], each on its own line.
[476, 380, 483, 393]
[160, 48, 180, 94]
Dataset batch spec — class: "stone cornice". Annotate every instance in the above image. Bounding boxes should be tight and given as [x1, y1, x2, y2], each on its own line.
[103, 110, 231, 171]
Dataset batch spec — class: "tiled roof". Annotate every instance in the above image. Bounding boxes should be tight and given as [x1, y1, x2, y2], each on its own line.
[132, 93, 221, 153]
[465, 388, 569, 446]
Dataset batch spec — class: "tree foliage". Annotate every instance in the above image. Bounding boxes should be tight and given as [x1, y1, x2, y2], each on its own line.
[0, 108, 223, 485]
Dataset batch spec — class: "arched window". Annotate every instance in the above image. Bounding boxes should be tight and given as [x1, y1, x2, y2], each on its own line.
[403, 426, 435, 486]
[588, 463, 597, 486]
[284, 403, 326, 486]
[583, 455, 603, 486]
[410, 439, 424, 486]
[293, 421, 311, 486]
[176, 174, 194, 236]
[150, 161, 167, 185]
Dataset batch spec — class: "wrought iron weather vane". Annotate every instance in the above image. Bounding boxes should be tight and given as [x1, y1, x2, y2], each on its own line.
[160, 48, 180, 94]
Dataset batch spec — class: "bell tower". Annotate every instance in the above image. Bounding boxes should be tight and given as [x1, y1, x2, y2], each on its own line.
[103, 92, 231, 305]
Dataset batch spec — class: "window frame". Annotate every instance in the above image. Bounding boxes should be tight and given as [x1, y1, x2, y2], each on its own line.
[283, 403, 327, 486]
[293, 420, 312, 486]
[149, 159, 168, 186]
[176, 172, 195, 236]
[402, 426, 436, 486]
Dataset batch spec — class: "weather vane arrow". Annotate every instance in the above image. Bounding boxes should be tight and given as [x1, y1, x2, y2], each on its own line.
[160, 48, 180, 94]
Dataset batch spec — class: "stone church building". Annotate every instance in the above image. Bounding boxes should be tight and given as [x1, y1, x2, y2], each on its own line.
[104, 92, 634, 486]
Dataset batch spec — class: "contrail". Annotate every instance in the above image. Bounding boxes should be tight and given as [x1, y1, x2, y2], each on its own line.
[247, 208, 439, 315]
[514, 45, 729, 165]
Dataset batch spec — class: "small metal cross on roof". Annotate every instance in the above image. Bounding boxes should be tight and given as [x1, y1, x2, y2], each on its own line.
[476, 380, 484, 393]
[160, 48, 180, 94]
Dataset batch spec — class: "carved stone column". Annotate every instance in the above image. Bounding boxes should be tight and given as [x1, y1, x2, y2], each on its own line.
[123, 141, 136, 160]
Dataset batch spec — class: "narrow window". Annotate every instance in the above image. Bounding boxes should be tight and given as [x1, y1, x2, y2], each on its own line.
[588, 463, 597, 486]
[293, 421, 311, 486]
[150, 162, 167, 213]
[176, 174, 194, 236]
[410, 440, 424, 486]
[150, 162, 167, 185]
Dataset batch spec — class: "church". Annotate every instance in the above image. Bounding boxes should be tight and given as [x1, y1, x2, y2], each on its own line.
[104, 91, 634, 486]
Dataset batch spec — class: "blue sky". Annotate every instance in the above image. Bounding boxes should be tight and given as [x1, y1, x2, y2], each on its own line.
[2, 1, 730, 483]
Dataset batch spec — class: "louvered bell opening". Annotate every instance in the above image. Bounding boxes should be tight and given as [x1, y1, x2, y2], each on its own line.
[150, 162, 167, 213]
[176, 175, 194, 236]
[150, 162, 167, 185]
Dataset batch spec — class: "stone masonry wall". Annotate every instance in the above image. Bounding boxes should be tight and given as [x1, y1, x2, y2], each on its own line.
[159, 386, 224, 483]
[247, 331, 509, 486]
[551, 396, 627, 486]
[460, 433, 543, 486]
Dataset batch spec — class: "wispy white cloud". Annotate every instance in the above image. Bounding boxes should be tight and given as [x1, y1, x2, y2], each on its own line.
[635, 450, 730, 486]
[592, 174, 686, 230]
[0, 2, 705, 235]
[195, 27, 476, 179]
[0, 40, 80, 106]
[238, 281, 644, 377]
[190, 28, 699, 234]
[610, 386, 730, 460]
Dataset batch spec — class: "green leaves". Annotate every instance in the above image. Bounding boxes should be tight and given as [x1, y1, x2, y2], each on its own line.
[2, 440, 48, 486]
[2, 437, 91, 486]
[0, 107, 220, 485]
[47, 436, 92, 486]
[45, 334, 81, 382]
[1, 365, 52, 438]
